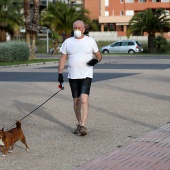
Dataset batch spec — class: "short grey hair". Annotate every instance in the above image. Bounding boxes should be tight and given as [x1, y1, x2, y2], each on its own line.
[73, 20, 85, 28]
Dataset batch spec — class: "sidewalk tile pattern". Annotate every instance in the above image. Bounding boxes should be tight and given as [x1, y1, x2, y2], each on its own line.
[74, 124, 170, 170]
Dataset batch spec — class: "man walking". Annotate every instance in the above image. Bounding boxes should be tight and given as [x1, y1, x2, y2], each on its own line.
[58, 20, 102, 136]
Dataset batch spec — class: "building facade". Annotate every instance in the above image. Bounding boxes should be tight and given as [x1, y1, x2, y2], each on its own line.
[98, 0, 170, 39]
[83, 0, 100, 20]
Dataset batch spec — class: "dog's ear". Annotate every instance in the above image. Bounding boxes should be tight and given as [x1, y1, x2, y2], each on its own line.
[1, 127, 4, 131]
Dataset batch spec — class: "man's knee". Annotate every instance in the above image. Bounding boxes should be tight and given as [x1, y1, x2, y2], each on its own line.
[81, 94, 89, 105]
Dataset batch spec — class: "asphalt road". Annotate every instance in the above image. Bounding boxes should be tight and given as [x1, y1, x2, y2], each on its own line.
[0, 54, 170, 170]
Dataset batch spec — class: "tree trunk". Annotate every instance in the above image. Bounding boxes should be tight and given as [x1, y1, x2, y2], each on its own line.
[30, 32, 36, 60]
[26, 33, 30, 46]
[0, 29, 7, 42]
[30, 0, 39, 60]
[53, 40, 58, 54]
[148, 34, 156, 53]
[24, 0, 31, 56]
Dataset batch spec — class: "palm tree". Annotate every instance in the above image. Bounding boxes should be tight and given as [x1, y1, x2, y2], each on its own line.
[23, 0, 39, 60]
[30, 0, 39, 60]
[127, 8, 170, 52]
[23, 0, 31, 46]
[0, 0, 23, 42]
[40, 1, 97, 42]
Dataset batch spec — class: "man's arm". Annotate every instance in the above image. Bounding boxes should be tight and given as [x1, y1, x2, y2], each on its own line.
[58, 53, 67, 73]
[86, 51, 102, 66]
[94, 51, 102, 62]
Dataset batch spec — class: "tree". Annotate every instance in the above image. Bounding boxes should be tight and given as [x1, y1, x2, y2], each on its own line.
[23, 0, 31, 46]
[23, 0, 39, 60]
[0, 0, 23, 42]
[127, 8, 170, 52]
[40, 1, 97, 43]
[30, 0, 39, 60]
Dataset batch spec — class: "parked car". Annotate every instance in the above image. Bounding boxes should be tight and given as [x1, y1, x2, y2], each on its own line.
[30, 44, 38, 53]
[100, 40, 143, 54]
[49, 43, 62, 54]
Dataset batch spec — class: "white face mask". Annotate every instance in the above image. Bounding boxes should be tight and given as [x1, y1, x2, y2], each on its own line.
[74, 30, 82, 38]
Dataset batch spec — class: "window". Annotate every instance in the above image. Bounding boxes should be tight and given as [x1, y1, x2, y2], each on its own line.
[105, 0, 109, 6]
[105, 11, 109, 16]
[128, 42, 135, 45]
[136, 41, 142, 46]
[121, 42, 128, 46]
[139, 0, 146, 2]
[111, 42, 121, 47]
[125, 0, 134, 2]
[126, 10, 134, 16]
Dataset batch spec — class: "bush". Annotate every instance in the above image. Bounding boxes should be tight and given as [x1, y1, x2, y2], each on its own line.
[97, 41, 113, 50]
[153, 36, 168, 53]
[0, 41, 30, 62]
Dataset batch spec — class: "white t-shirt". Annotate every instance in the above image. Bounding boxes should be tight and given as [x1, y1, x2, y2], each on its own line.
[60, 36, 99, 79]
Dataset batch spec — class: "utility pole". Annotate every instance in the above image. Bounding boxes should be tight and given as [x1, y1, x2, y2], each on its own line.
[46, 0, 49, 53]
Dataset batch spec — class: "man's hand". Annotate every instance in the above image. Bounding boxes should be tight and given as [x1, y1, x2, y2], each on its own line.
[58, 73, 64, 84]
[87, 58, 98, 66]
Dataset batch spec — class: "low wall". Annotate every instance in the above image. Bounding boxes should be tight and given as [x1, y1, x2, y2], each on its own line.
[89, 31, 148, 42]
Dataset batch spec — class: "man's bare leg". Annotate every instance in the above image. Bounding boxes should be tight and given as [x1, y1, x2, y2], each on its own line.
[80, 94, 89, 127]
[74, 97, 81, 124]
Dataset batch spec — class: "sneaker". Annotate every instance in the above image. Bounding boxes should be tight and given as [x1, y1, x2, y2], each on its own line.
[73, 124, 81, 134]
[80, 126, 87, 136]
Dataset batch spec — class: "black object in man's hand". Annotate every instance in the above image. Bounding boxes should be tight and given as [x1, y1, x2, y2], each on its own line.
[58, 73, 64, 84]
[87, 59, 98, 66]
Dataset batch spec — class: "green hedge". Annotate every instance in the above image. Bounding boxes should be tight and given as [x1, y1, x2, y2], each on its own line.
[0, 41, 30, 62]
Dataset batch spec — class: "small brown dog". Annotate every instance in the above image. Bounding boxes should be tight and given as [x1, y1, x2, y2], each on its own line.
[0, 120, 29, 156]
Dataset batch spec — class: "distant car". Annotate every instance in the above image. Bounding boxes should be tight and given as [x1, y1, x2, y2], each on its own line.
[100, 40, 143, 54]
[30, 45, 38, 53]
[49, 43, 62, 54]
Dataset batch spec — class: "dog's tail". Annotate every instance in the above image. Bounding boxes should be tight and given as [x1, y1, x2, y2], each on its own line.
[16, 120, 21, 129]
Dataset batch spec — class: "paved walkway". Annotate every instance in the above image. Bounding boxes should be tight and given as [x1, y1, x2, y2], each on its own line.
[74, 123, 170, 170]
[1, 55, 170, 170]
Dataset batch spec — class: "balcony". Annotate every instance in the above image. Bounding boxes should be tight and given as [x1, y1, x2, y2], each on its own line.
[125, 0, 170, 2]
[99, 16, 132, 25]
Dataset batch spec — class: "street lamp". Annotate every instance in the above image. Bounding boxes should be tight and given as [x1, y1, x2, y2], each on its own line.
[46, 0, 49, 53]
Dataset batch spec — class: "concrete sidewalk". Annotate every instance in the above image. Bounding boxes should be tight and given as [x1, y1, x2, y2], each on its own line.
[0, 55, 170, 170]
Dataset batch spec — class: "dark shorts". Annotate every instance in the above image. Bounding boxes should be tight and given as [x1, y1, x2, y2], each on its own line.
[69, 78, 92, 98]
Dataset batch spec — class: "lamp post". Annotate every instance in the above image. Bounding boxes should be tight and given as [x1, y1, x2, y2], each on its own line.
[46, 0, 49, 53]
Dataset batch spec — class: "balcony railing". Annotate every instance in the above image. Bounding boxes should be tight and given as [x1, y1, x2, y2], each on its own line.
[125, 0, 170, 2]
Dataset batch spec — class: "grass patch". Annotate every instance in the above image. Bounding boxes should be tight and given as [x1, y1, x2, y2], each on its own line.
[0, 59, 59, 66]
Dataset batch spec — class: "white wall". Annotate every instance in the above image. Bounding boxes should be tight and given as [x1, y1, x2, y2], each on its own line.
[89, 31, 148, 42]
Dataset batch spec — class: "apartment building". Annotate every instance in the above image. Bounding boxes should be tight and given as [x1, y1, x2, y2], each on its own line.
[83, 0, 100, 20]
[98, 0, 170, 39]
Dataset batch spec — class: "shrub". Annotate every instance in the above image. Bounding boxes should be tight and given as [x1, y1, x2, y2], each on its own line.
[0, 41, 30, 62]
[97, 41, 113, 50]
[153, 36, 168, 53]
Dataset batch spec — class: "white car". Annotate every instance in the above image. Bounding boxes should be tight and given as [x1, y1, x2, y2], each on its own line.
[100, 40, 143, 54]
[49, 43, 62, 54]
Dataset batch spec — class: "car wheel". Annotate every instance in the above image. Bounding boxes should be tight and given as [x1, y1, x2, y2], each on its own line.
[128, 50, 135, 54]
[103, 49, 109, 54]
